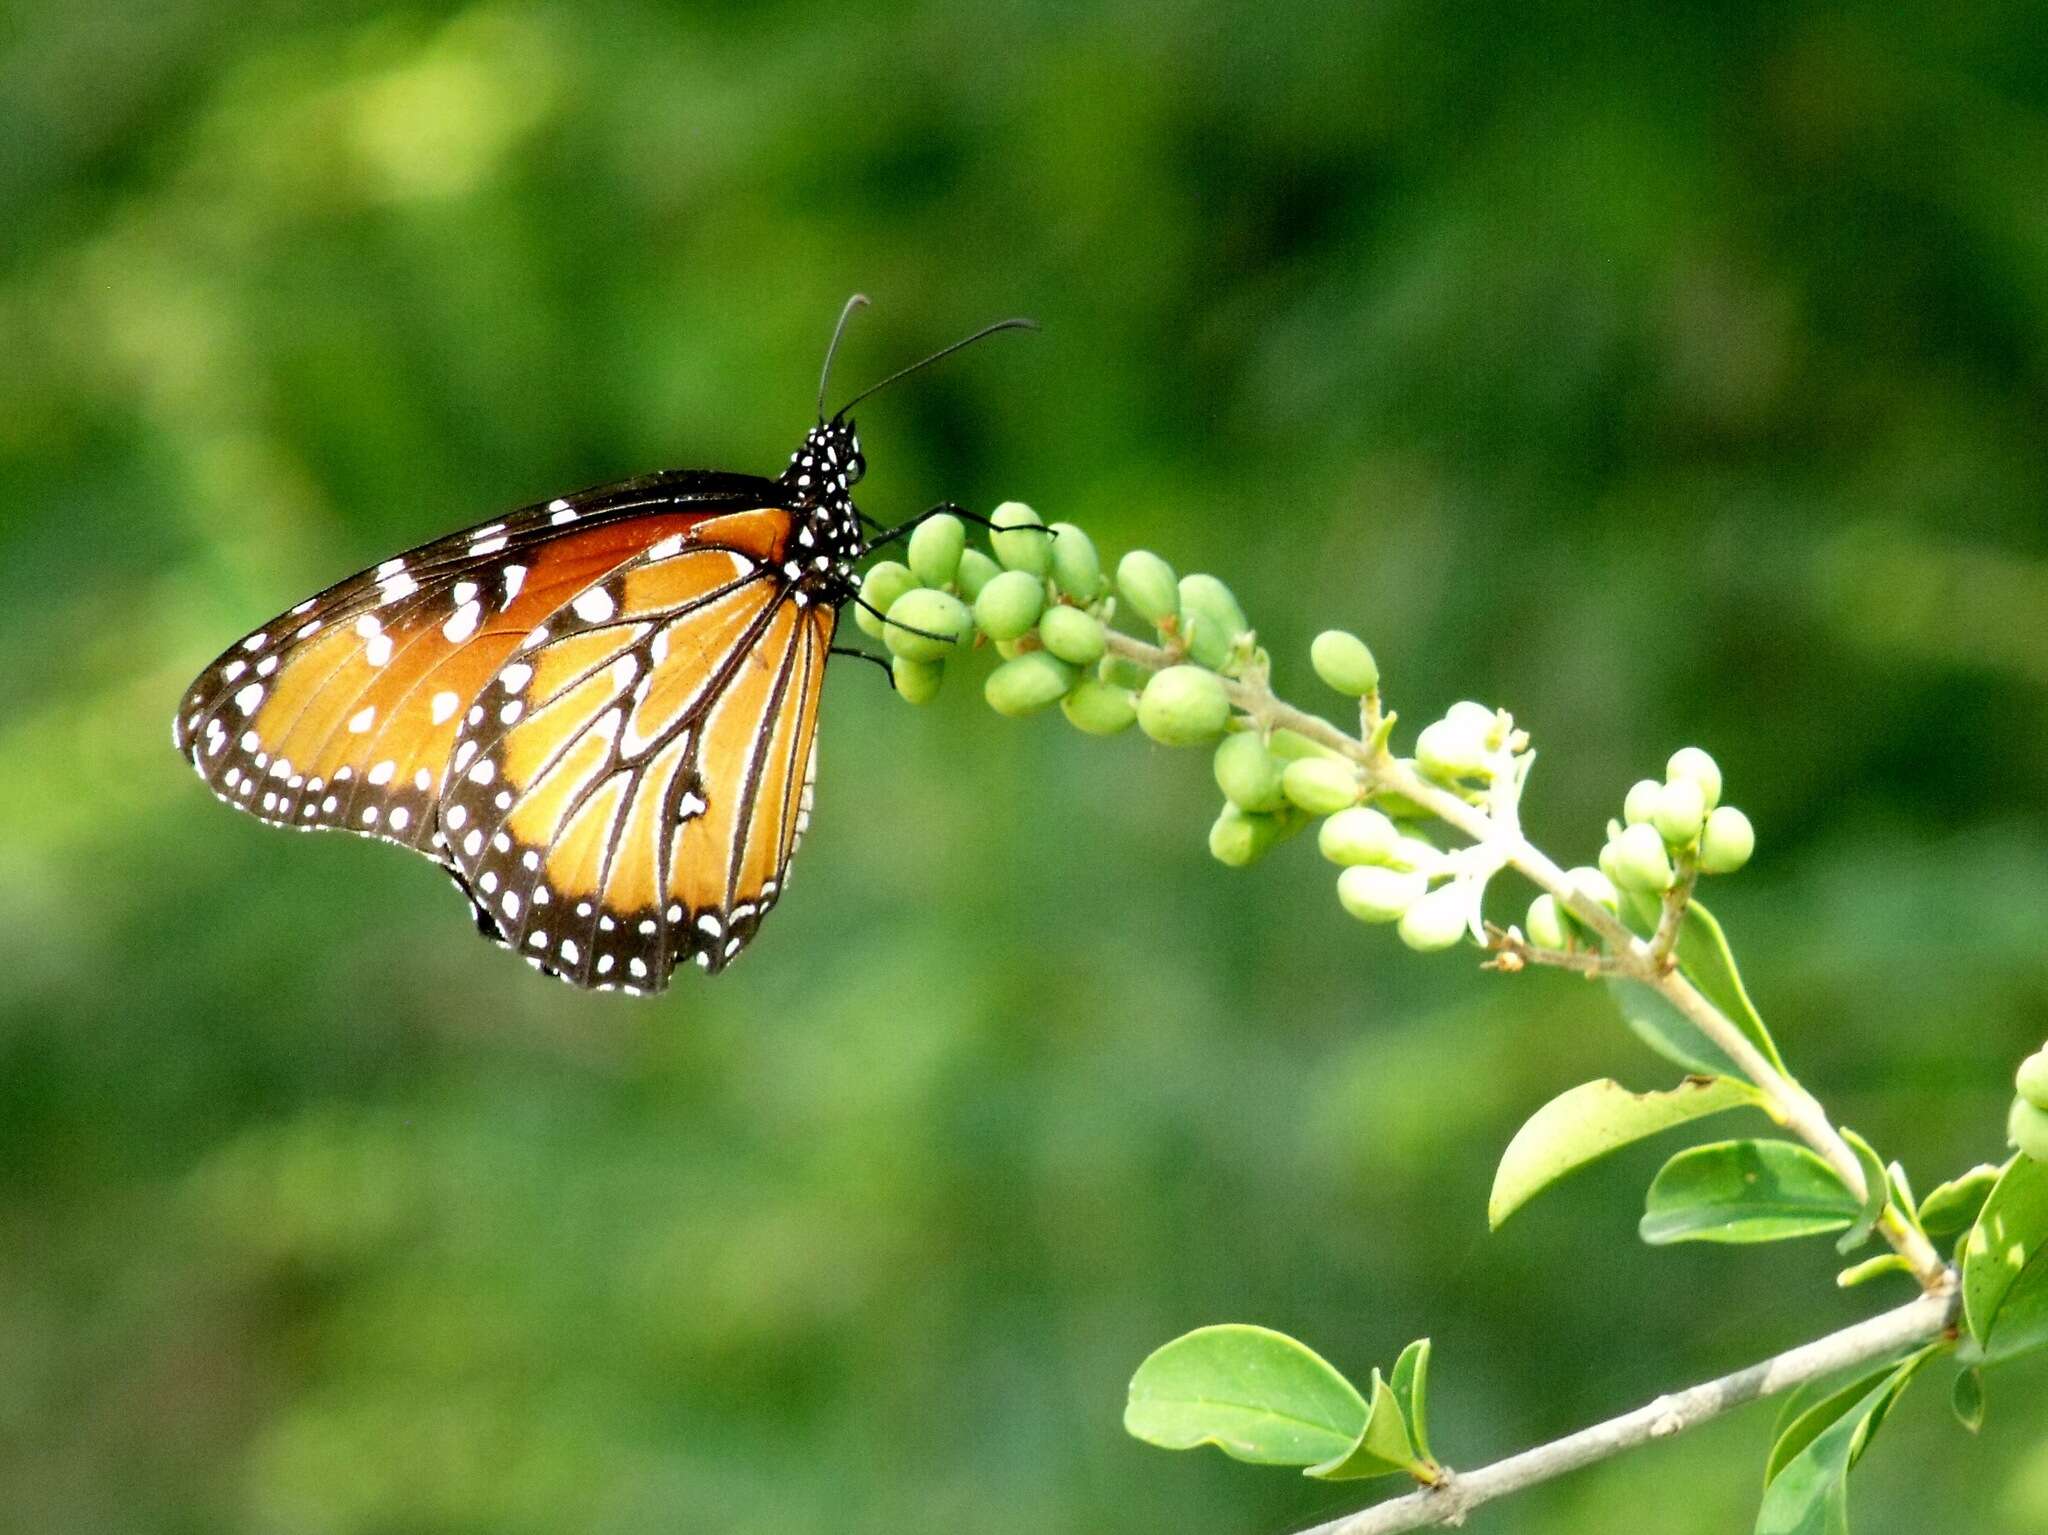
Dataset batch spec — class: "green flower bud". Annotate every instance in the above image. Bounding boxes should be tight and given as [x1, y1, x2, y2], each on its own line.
[990, 501, 1050, 575]
[2017, 1049, 2048, 1112]
[1388, 834, 1445, 875]
[1048, 523, 1104, 601]
[1444, 701, 1500, 743]
[1608, 822, 1674, 894]
[1137, 664, 1230, 745]
[1398, 882, 1471, 952]
[1310, 630, 1380, 696]
[1281, 756, 1360, 815]
[1622, 778, 1663, 826]
[994, 637, 1027, 659]
[1214, 732, 1287, 813]
[883, 588, 972, 663]
[1266, 728, 1333, 762]
[890, 655, 944, 704]
[1666, 746, 1723, 810]
[955, 548, 1001, 602]
[1652, 778, 1707, 846]
[2010, 1097, 2048, 1162]
[1179, 574, 1250, 670]
[1336, 864, 1425, 925]
[1209, 804, 1286, 867]
[1415, 718, 1490, 781]
[907, 513, 966, 588]
[1098, 656, 1149, 691]
[854, 560, 916, 640]
[973, 569, 1046, 642]
[983, 652, 1077, 717]
[1318, 805, 1398, 866]
[1566, 866, 1621, 917]
[1038, 604, 1107, 666]
[1526, 893, 1567, 949]
[1697, 805, 1755, 874]
[1116, 550, 1180, 626]
[1060, 678, 1138, 736]
[1373, 790, 1433, 820]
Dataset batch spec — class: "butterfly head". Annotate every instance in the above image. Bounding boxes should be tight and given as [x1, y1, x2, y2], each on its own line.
[781, 420, 867, 603]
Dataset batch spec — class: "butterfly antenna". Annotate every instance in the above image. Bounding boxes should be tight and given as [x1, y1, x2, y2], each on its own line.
[832, 315, 1039, 420]
[818, 293, 872, 423]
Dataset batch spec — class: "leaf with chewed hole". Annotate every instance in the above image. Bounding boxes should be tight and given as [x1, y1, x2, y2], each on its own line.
[1490, 1076, 1761, 1228]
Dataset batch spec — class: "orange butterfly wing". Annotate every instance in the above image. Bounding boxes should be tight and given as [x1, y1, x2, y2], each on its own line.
[438, 506, 834, 992]
[173, 474, 781, 861]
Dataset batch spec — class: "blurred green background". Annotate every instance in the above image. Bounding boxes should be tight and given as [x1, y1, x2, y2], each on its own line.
[5, 0, 2046, 1530]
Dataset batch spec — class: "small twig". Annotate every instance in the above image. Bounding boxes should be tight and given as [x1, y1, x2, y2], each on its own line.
[1482, 924, 1620, 978]
[1288, 1286, 1956, 1535]
[1099, 630, 1951, 1290]
[1645, 859, 1698, 970]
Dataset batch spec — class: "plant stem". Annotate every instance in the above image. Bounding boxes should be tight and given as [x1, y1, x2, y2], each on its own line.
[1284, 1286, 1955, 1535]
[1100, 631, 1950, 1289]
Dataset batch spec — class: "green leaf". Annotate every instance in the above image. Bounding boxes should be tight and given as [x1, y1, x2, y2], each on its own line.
[1762, 1363, 1895, 1488]
[1673, 901, 1789, 1077]
[1641, 1140, 1861, 1245]
[1835, 1253, 1912, 1289]
[1124, 1325, 1366, 1466]
[1962, 1154, 2048, 1345]
[1833, 1128, 1889, 1255]
[1757, 1348, 1937, 1534]
[1957, 1247, 2048, 1366]
[1491, 1076, 1762, 1227]
[1950, 1367, 1985, 1433]
[1388, 1339, 1434, 1464]
[1306, 1369, 1421, 1482]
[1917, 1162, 2006, 1240]
[1885, 1160, 1917, 1217]
[1607, 977, 1743, 1077]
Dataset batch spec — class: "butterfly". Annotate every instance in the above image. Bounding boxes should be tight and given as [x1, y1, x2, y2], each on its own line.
[173, 297, 1032, 995]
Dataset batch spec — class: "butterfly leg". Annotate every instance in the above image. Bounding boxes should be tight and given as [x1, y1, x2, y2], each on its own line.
[850, 595, 964, 648]
[857, 502, 1053, 558]
[829, 646, 898, 685]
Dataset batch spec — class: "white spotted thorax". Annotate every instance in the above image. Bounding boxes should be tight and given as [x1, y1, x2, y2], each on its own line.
[779, 418, 867, 611]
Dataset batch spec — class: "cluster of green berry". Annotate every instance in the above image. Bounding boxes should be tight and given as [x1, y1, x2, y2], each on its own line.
[2012, 1047, 2048, 1161]
[854, 502, 1262, 740]
[1521, 749, 1752, 950]
[861, 508, 1768, 965]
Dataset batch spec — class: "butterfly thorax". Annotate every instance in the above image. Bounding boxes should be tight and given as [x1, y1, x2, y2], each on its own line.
[779, 421, 867, 610]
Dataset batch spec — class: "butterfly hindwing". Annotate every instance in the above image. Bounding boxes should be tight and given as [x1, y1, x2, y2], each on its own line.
[439, 506, 834, 994]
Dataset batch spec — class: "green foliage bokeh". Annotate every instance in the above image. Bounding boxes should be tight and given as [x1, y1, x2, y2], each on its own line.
[3, 0, 2045, 1530]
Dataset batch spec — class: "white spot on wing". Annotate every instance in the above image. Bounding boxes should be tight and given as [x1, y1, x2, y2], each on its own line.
[443, 601, 481, 643]
[571, 587, 615, 624]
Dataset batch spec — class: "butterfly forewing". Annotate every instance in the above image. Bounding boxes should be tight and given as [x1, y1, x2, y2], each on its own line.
[173, 472, 779, 857]
[438, 507, 835, 993]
